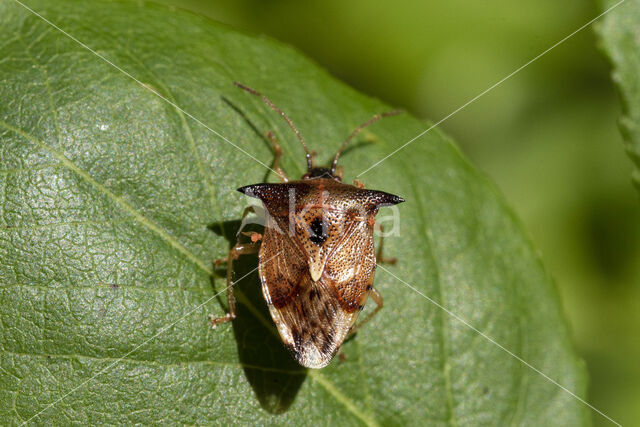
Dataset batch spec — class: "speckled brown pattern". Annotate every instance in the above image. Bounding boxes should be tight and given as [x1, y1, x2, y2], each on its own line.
[240, 178, 402, 368]
[225, 83, 404, 368]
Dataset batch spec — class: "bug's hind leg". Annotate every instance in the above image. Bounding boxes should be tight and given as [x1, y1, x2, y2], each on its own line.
[348, 286, 383, 336]
[210, 232, 262, 328]
[235, 205, 265, 239]
[211, 205, 263, 326]
[266, 131, 288, 183]
[375, 223, 397, 264]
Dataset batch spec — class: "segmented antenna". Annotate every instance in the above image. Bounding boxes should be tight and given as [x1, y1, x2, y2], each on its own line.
[234, 82, 313, 172]
[331, 109, 403, 175]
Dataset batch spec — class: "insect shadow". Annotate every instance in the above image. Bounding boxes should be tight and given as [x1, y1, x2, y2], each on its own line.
[208, 220, 307, 414]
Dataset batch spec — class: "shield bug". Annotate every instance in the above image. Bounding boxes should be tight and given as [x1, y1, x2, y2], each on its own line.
[210, 82, 404, 369]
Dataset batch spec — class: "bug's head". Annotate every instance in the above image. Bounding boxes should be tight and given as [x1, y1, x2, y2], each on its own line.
[233, 82, 402, 181]
[302, 167, 340, 181]
[302, 109, 403, 181]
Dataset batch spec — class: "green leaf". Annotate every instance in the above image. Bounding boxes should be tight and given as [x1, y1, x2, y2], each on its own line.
[598, 0, 640, 195]
[0, 0, 588, 424]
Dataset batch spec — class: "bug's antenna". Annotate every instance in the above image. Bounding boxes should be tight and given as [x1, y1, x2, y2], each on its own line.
[331, 110, 402, 175]
[234, 82, 313, 172]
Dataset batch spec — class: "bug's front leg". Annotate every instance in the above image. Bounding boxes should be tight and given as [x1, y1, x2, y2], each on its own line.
[266, 131, 288, 183]
[209, 233, 262, 328]
[348, 286, 384, 336]
[374, 222, 397, 264]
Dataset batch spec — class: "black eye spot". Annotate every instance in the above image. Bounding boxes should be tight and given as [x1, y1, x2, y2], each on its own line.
[309, 217, 328, 246]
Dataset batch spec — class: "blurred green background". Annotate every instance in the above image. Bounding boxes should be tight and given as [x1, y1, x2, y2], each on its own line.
[156, 0, 640, 424]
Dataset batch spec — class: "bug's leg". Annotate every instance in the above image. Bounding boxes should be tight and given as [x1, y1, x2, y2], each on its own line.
[240, 205, 256, 220]
[233, 205, 267, 241]
[210, 233, 262, 328]
[212, 205, 261, 270]
[348, 286, 384, 336]
[374, 223, 397, 264]
[352, 178, 364, 189]
[266, 131, 288, 183]
[240, 231, 263, 243]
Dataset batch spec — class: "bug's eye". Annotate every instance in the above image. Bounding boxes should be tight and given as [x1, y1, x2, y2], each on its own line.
[308, 217, 329, 246]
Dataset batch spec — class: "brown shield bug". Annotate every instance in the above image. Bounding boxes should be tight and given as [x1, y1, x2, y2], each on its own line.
[210, 82, 404, 369]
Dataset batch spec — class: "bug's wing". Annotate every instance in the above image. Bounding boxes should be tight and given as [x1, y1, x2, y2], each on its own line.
[257, 216, 308, 308]
[258, 224, 343, 369]
[323, 218, 376, 313]
[259, 217, 374, 369]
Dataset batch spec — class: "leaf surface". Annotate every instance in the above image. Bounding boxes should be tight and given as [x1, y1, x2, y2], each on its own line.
[0, 0, 588, 424]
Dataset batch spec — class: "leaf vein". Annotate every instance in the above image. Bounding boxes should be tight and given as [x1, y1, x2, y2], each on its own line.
[0, 163, 62, 175]
[0, 120, 215, 277]
[0, 281, 213, 297]
[0, 216, 130, 232]
[0, 348, 306, 375]
[309, 371, 379, 427]
[120, 48, 219, 213]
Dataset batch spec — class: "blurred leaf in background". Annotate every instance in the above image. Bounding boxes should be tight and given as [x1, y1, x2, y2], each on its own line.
[597, 0, 640, 422]
[157, 0, 640, 425]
